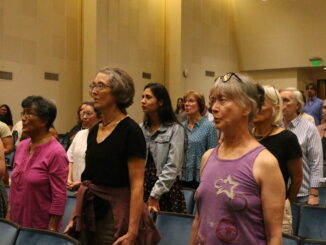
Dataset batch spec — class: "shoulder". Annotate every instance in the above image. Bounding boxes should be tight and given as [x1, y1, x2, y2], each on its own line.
[200, 148, 215, 172]
[121, 117, 145, 138]
[317, 97, 324, 104]
[48, 138, 68, 155]
[171, 123, 185, 132]
[254, 149, 279, 174]
[16, 138, 30, 151]
[199, 118, 215, 129]
[75, 128, 89, 139]
[279, 129, 299, 141]
[0, 121, 11, 136]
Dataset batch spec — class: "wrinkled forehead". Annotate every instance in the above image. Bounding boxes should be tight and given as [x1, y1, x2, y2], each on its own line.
[280, 90, 295, 100]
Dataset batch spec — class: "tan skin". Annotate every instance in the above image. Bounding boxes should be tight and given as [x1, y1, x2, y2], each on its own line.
[141, 88, 163, 212]
[1, 135, 13, 155]
[321, 100, 326, 125]
[253, 95, 303, 204]
[280, 90, 319, 205]
[66, 105, 100, 191]
[6, 108, 60, 231]
[184, 94, 202, 130]
[0, 140, 5, 179]
[190, 91, 285, 245]
[65, 72, 145, 245]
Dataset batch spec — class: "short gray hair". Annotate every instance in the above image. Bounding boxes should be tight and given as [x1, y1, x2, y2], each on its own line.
[213, 73, 264, 124]
[98, 67, 135, 113]
[279, 87, 304, 114]
[263, 85, 283, 125]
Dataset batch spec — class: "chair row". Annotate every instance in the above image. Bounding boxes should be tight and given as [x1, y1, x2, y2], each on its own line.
[292, 204, 326, 241]
[155, 211, 194, 245]
[0, 218, 80, 245]
[283, 233, 326, 245]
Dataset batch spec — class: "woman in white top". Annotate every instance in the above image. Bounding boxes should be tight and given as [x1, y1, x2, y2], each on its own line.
[66, 102, 101, 190]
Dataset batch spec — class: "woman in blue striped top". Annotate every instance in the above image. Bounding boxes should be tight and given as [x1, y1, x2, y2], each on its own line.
[182, 90, 218, 189]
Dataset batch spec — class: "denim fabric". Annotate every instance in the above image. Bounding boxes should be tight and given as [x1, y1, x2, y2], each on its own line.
[140, 123, 186, 200]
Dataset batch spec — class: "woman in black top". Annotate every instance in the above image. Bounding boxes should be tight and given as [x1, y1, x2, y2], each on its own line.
[253, 85, 303, 203]
[65, 67, 160, 245]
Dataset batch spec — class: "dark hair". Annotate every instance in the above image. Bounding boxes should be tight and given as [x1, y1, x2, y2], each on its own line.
[306, 82, 317, 91]
[97, 67, 135, 114]
[21, 96, 57, 130]
[0, 104, 13, 126]
[175, 98, 185, 114]
[143, 83, 179, 126]
[300, 90, 306, 104]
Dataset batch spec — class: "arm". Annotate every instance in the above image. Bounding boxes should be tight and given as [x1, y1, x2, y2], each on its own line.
[113, 157, 145, 245]
[286, 158, 303, 203]
[190, 215, 199, 245]
[254, 150, 285, 245]
[149, 125, 185, 201]
[190, 149, 213, 245]
[306, 127, 323, 205]
[66, 138, 75, 187]
[48, 151, 69, 231]
[67, 163, 73, 186]
[0, 140, 5, 178]
[2, 136, 13, 154]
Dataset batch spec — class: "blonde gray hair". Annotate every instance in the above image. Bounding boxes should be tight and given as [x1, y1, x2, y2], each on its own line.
[279, 87, 304, 114]
[98, 67, 135, 114]
[213, 73, 264, 124]
[263, 85, 283, 125]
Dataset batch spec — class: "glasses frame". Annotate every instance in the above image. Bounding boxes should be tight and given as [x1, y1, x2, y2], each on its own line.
[214, 72, 243, 83]
[88, 82, 110, 96]
[20, 112, 38, 119]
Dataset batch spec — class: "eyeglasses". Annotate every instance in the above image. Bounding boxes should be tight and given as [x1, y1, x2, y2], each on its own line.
[214, 72, 243, 83]
[215, 72, 265, 107]
[20, 112, 38, 119]
[89, 82, 110, 95]
[80, 111, 95, 117]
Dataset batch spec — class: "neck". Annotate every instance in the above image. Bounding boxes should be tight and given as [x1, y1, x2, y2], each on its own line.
[101, 106, 124, 125]
[283, 114, 297, 128]
[30, 130, 52, 145]
[253, 121, 274, 136]
[222, 128, 253, 149]
[188, 113, 201, 125]
[308, 95, 315, 101]
[148, 112, 161, 127]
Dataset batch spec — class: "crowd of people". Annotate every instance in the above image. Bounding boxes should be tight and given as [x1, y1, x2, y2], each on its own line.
[0, 67, 325, 244]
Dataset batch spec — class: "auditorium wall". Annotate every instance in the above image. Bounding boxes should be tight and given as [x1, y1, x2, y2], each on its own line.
[0, 0, 82, 132]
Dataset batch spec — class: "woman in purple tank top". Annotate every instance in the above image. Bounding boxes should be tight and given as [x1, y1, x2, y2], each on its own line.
[190, 73, 285, 245]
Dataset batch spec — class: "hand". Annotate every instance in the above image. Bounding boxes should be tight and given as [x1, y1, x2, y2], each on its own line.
[67, 179, 73, 187]
[63, 220, 74, 234]
[112, 232, 137, 245]
[147, 197, 160, 213]
[5, 212, 10, 221]
[67, 182, 81, 191]
[307, 195, 319, 206]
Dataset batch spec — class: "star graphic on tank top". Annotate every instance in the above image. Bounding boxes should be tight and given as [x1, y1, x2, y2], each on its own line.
[214, 175, 239, 199]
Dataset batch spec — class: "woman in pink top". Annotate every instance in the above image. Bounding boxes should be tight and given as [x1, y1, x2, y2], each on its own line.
[7, 96, 68, 231]
[190, 73, 285, 245]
